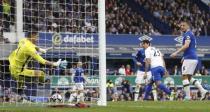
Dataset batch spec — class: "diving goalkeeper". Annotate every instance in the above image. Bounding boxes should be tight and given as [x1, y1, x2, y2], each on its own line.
[8, 32, 67, 94]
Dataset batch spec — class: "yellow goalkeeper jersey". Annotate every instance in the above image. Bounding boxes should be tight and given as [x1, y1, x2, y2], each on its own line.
[9, 38, 46, 73]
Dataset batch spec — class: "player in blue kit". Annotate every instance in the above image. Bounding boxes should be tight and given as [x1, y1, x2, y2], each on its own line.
[142, 40, 172, 100]
[133, 43, 157, 101]
[68, 62, 86, 103]
[170, 21, 208, 100]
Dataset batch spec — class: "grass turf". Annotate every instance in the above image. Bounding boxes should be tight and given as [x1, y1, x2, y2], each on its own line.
[0, 101, 210, 112]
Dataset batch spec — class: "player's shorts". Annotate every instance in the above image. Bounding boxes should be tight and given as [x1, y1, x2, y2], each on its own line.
[151, 66, 165, 81]
[182, 59, 198, 75]
[72, 83, 84, 91]
[135, 70, 152, 85]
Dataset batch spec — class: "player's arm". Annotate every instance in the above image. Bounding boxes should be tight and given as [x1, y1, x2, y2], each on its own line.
[28, 48, 61, 67]
[133, 52, 142, 66]
[170, 37, 190, 57]
[144, 49, 151, 78]
[35, 46, 52, 54]
[161, 54, 169, 77]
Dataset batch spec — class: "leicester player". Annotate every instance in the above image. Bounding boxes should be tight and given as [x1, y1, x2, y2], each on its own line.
[133, 42, 155, 101]
[170, 21, 208, 100]
[142, 40, 172, 100]
[9, 32, 67, 94]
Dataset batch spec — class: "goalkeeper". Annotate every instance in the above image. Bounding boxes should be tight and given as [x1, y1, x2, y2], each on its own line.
[8, 32, 67, 94]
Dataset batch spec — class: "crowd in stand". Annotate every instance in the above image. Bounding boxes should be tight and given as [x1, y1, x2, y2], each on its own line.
[135, 0, 209, 36]
[1, 0, 209, 36]
[23, 0, 98, 33]
[106, 0, 160, 35]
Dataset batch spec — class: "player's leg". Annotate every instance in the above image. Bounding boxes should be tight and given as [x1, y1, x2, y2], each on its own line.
[153, 67, 171, 95]
[146, 71, 157, 101]
[186, 60, 208, 100]
[76, 83, 85, 103]
[143, 81, 153, 100]
[68, 85, 77, 103]
[182, 60, 191, 100]
[19, 69, 45, 83]
[134, 71, 144, 101]
[17, 69, 45, 99]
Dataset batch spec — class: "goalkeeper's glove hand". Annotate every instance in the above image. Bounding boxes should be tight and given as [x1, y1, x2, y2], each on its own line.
[53, 59, 68, 69]
[53, 59, 62, 67]
[59, 60, 68, 69]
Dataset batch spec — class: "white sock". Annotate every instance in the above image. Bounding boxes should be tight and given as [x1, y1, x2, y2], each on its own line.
[152, 89, 157, 101]
[183, 79, 191, 99]
[134, 86, 140, 101]
[68, 92, 77, 103]
[78, 92, 84, 103]
[190, 78, 206, 93]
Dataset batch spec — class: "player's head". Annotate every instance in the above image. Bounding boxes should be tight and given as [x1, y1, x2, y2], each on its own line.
[141, 40, 150, 49]
[139, 42, 143, 48]
[27, 32, 38, 43]
[77, 61, 82, 67]
[179, 21, 190, 32]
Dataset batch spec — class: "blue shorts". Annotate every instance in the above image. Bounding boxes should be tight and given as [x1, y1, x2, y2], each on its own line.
[151, 66, 165, 81]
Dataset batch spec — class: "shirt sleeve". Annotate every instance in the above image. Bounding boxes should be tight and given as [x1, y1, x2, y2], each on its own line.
[27, 46, 47, 65]
[145, 48, 151, 59]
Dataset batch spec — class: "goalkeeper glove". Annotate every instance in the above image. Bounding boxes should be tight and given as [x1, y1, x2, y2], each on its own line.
[53, 59, 62, 67]
[53, 59, 68, 69]
[59, 60, 68, 69]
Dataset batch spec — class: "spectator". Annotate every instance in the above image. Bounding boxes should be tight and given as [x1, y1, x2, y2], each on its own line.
[125, 64, 133, 76]
[171, 65, 180, 75]
[120, 80, 132, 101]
[118, 65, 126, 76]
[106, 80, 119, 101]
[195, 70, 202, 76]
[200, 66, 209, 75]
[202, 80, 210, 91]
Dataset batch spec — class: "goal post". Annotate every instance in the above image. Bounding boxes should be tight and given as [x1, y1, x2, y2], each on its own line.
[98, 0, 107, 106]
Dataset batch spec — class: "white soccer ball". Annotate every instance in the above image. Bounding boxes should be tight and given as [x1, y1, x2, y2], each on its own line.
[50, 93, 63, 102]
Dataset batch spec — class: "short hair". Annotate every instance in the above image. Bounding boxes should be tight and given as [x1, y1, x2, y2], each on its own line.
[27, 32, 38, 38]
[180, 21, 191, 28]
[141, 39, 151, 45]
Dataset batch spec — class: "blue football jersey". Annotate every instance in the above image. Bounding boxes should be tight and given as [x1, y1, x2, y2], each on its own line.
[73, 67, 85, 83]
[134, 48, 148, 71]
[182, 30, 198, 59]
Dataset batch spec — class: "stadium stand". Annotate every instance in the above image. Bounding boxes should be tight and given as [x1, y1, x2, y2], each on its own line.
[2, 0, 209, 36]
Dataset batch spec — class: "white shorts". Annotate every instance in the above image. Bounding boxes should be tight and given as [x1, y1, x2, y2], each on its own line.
[72, 83, 84, 91]
[182, 59, 198, 75]
[135, 71, 152, 84]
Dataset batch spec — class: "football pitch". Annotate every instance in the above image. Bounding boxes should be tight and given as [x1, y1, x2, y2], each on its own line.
[0, 101, 210, 112]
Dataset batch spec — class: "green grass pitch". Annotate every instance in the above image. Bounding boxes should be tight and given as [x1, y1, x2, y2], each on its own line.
[0, 101, 210, 112]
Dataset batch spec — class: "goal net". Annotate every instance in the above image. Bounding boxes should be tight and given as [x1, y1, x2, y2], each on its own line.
[0, 0, 106, 107]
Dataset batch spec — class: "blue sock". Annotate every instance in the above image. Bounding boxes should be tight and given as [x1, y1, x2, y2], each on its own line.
[158, 83, 171, 95]
[144, 84, 152, 100]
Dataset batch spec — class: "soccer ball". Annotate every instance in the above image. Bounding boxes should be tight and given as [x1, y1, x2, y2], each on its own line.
[50, 93, 63, 102]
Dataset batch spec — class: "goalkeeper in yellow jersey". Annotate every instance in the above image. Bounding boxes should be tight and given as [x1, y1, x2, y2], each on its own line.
[8, 32, 67, 94]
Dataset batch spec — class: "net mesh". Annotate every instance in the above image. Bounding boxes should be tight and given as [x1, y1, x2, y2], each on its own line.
[0, 0, 100, 107]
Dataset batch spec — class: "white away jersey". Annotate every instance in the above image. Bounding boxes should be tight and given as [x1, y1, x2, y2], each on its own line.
[145, 46, 164, 68]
